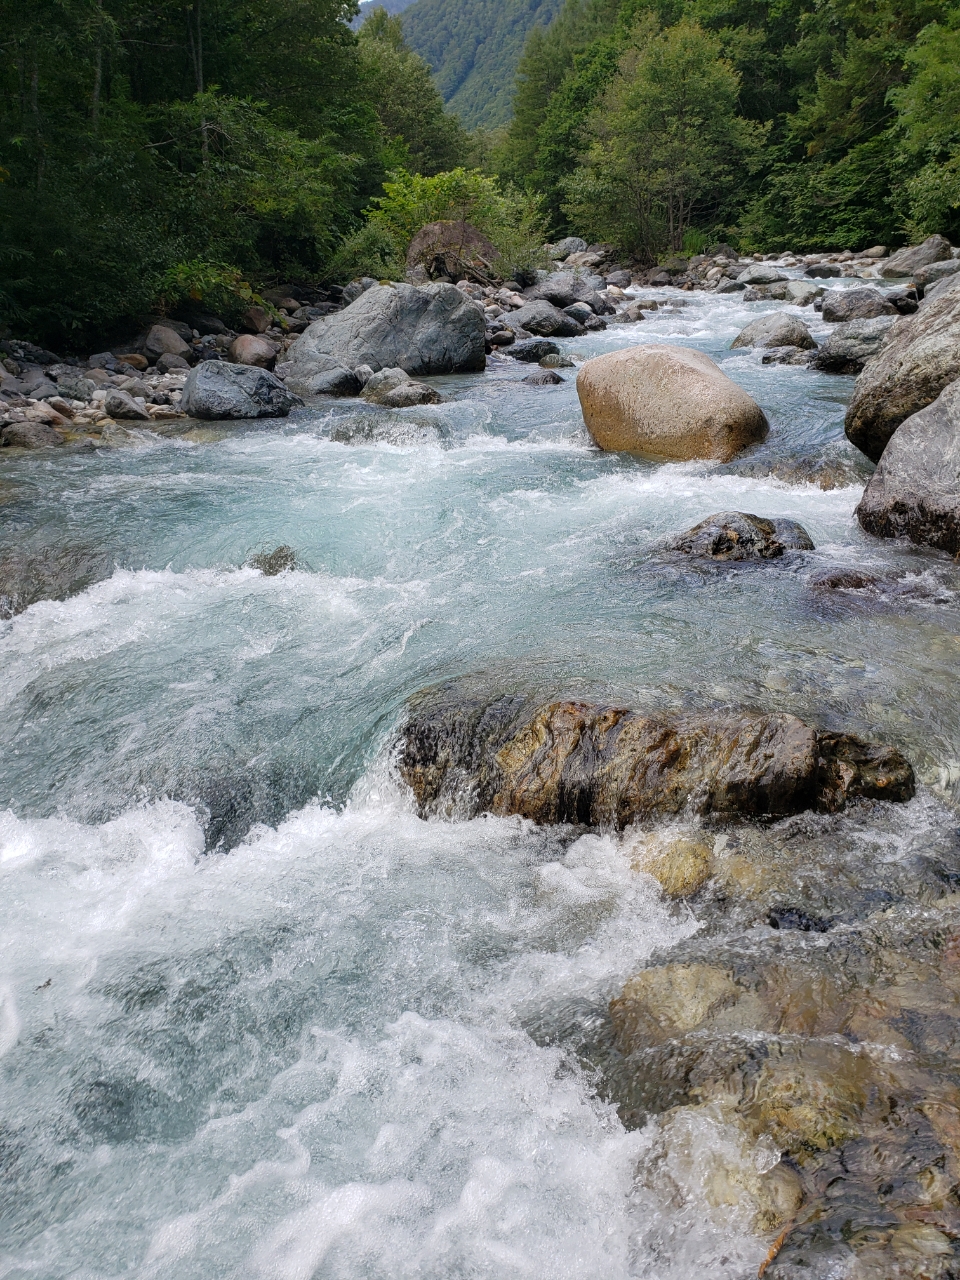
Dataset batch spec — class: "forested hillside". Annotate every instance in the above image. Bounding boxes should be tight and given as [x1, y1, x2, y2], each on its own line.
[401, 0, 565, 127]
[499, 0, 960, 255]
[1, 0, 468, 348]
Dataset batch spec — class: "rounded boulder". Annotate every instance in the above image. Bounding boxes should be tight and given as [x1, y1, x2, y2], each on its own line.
[576, 344, 768, 461]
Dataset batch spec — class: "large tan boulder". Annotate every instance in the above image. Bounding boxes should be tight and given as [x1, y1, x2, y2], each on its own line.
[575, 344, 768, 461]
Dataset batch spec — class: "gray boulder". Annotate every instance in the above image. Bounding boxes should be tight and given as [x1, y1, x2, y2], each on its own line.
[0, 421, 65, 448]
[521, 369, 565, 386]
[845, 281, 960, 460]
[665, 511, 815, 560]
[552, 236, 588, 259]
[785, 281, 822, 306]
[104, 389, 151, 421]
[805, 263, 843, 278]
[856, 378, 960, 553]
[915, 259, 960, 288]
[510, 339, 560, 363]
[180, 362, 302, 419]
[56, 374, 95, 402]
[715, 278, 747, 293]
[809, 316, 896, 375]
[737, 264, 788, 285]
[287, 283, 485, 393]
[731, 314, 816, 350]
[359, 367, 442, 407]
[143, 324, 191, 364]
[921, 273, 960, 307]
[760, 346, 815, 366]
[820, 288, 896, 323]
[524, 272, 613, 315]
[308, 366, 362, 397]
[879, 234, 953, 279]
[505, 300, 584, 338]
[563, 301, 594, 324]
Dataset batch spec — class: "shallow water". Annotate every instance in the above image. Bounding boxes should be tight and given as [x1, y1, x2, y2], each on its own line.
[2, 286, 959, 1279]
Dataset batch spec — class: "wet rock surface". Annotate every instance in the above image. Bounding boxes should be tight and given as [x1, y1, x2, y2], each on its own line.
[180, 362, 302, 420]
[664, 511, 815, 561]
[397, 685, 914, 827]
[0, 543, 115, 618]
[810, 316, 897, 374]
[731, 314, 817, 351]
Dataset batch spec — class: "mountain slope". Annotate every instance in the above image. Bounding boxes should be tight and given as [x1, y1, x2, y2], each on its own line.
[401, 0, 565, 128]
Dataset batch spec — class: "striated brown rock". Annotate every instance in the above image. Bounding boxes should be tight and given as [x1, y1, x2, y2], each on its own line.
[845, 278, 960, 461]
[576, 344, 768, 461]
[397, 688, 914, 827]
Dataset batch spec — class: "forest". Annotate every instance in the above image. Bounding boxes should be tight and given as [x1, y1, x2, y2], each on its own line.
[3, 0, 959, 349]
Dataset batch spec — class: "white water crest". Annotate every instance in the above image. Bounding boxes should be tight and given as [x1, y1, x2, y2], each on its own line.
[2, 283, 960, 1278]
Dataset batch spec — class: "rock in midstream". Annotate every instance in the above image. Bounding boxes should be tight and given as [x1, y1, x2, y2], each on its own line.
[664, 510, 815, 559]
[576, 344, 768, 461]
[397, 687, 914, 825]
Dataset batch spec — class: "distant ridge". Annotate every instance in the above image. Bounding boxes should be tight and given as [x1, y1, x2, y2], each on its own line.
[398, 0, 565, 128]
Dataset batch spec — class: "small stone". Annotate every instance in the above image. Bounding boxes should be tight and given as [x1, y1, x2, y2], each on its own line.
[104, 389, 151, 421]
[522, 369, 565, 385]
[155, 353, 191, 374]
[665, 511, 815, 559]
[249, 545, 296, 575]
[627, 830, 713, 897]
[510, 339, 560, 363]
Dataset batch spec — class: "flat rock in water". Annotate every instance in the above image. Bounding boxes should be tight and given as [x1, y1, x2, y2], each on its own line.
[810, 316, 896, 375]
[287, 283, 485, 392]
[820, 288, 896, 322]
[180, 362, 302, 419]
[845, 278, 960, 460]
[664, 510, 815, 559]
[521, 369, 565, 385]
[397, 687, 914, 825]
[856, 377, 960, 553]
[731, 314, 816, 350]
[576, 344, 768, 462]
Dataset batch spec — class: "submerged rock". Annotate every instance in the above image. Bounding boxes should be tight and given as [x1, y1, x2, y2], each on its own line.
[0, 543, 114, 618]
[180, 362, 302, 419]
[856, 378, 960, 553]
[576, 344, 768, 461]
[522, 368, 565, 386]
[664, 511, 815, 559]
[248, 545, 297, 575]
[397, 687, 914, 826]
[846, 279, 960, 460]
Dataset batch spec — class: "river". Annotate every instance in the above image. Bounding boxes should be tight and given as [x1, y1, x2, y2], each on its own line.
[2, 284, 959, 1279]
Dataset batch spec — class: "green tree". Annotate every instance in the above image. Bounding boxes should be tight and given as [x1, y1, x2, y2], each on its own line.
[564, 19, 767, 255]
[357, 9, 468, 174]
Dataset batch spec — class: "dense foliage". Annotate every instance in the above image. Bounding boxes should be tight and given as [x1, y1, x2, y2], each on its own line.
[498, 0, 960, 255]
[400, 0, 565, 127]
[0, 0, 466, 348]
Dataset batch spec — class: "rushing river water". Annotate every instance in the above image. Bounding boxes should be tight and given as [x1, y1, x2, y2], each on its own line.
[3, 286, 960, 1280]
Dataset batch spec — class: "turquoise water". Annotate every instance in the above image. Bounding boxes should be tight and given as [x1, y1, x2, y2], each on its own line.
[2, 289, 959, 1279]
